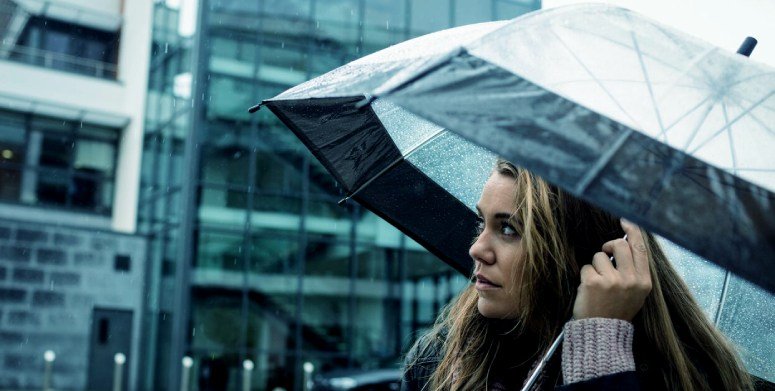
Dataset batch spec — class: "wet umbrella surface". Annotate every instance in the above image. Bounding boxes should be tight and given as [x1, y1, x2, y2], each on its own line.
[255, 4, 775, 382]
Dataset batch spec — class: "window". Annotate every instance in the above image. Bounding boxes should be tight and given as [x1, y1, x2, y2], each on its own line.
[0, 109, 119, 214]
[13, 16, 120, 78]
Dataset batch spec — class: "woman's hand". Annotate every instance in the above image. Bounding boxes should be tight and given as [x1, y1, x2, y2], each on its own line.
[572, 219, 652, 321]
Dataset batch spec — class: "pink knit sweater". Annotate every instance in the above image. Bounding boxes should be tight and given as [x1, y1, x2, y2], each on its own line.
[561, 317, 636, 384]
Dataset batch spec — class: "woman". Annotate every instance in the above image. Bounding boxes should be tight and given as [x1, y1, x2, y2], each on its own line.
[402, 160, 753, 390]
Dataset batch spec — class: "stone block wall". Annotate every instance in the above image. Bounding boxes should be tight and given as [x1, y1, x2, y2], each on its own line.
[0, 219, 147, 390]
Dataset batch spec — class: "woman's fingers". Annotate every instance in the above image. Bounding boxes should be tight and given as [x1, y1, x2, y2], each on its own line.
[573, 219, 653, 321]
[601, 238, 634, 274]
[591, 251, 616, 276]
[619, 218, 650, 277]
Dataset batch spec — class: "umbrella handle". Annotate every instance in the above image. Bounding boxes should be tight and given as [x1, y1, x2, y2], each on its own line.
[521, 234, 629, 390]
[520, 329, 564, 391]
[736, 36, 757, 57]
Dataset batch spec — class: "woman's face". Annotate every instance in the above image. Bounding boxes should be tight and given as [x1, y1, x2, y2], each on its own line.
[470, 172, 524, 319]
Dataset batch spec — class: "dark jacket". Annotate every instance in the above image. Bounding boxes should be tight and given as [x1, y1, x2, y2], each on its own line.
[400, 331, 643, 391]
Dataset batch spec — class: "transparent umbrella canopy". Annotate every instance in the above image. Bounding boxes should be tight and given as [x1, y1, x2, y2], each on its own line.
[255, 4, 774, 381]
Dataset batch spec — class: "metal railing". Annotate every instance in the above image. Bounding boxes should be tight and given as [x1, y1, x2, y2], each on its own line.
[2, 43, 118, 79]
[0, 0, 121, 79]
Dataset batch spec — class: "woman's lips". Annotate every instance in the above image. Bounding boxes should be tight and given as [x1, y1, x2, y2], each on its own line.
[475, 274, 501, 290]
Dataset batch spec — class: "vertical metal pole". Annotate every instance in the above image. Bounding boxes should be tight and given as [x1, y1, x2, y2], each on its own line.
[293, 155, 309, 391]
[180, 356, 193, 391]
[358, 0, 365, 55]
[243, 360, 254, 391]
[448, 0, 455, 27]
[397, 235, 406, 352]
[302, 362, 314, 391]
[432, 275, 440, 316]
[168, 0, 208, 390]
[347, 205, 358, 366]
[403, 0, 411, 40]
[411, 278, 419, 333]
[43, 350, 55, 391]
[293, 0, 316, 386]
[113, 353, 126, 391]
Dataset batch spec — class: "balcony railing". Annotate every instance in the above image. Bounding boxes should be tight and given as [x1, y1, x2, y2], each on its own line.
[3, 43, 118, 79]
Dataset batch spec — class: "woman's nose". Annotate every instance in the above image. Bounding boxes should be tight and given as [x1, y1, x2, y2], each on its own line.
[469, 231, 495, 265]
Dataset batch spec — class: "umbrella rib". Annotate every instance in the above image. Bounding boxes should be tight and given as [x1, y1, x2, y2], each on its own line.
[654, 46, 717, 103]
[681, 98, 716, 151]
[728, 96, 775, 135]
[721, 102, 738, 174]
[718, 70, 775, 91]
[690, 90, 775, 154]
[548, 28, 642, 129]
[734, 94, 775, 116]
[629, 26, 668, 138]
[713, 271, 733, 325]
[552, 78, 703, 91]
[574, 129, 634, 195]
[338, 129, 447, 204]
[560, 23, 701, 81]
[730, 168, 775, 172]
[659, 95, 712, 141]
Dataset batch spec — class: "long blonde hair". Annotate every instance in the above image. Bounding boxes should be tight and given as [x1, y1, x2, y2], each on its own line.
[413, 160, 752, 390]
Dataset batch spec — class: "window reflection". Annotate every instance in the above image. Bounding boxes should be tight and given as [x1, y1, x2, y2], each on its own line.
[0, 109, 118, 213]
[249, 234, 298, 275]
[195, 229, 244, 271]
[12, 15, 119, 79]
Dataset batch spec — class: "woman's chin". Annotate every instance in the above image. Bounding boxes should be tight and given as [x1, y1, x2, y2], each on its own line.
[477, 299, 517, 319]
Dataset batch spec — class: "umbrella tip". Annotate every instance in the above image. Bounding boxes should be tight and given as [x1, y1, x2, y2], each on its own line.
[338, 196, 350, 206]
[248, 103, 263, 113]
[736, 36, 757, 57]
[355, 95, 376, 109]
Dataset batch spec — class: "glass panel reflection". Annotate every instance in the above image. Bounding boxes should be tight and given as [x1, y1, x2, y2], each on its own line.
[201, 144, 250, 186]
[249, 234, 298, 275]
[305, 238, 350, 277]
[195, 229, 244, 272]
[199, 186, 249, 229]
[191, 290, 243, 351]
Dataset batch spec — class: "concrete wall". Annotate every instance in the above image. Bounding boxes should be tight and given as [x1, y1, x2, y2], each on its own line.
[0, 218, 147, 390]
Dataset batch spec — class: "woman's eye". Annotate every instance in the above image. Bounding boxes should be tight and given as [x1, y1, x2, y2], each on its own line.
[475, 218, 485, 234]
[501, 222, 519, 237]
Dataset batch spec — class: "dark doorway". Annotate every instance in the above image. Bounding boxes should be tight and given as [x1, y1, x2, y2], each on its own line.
[88, 308, 133, 391]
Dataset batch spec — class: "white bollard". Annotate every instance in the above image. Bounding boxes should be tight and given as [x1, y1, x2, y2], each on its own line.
[43, 350, 55, 391]
[113, 353, 126, 391]
[242, 359, 254, 391]
[302, 362, 314, 391]
[180, 356, 193, 391]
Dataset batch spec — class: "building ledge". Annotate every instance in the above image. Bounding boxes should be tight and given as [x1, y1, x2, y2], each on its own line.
[0, 202, 112, 231]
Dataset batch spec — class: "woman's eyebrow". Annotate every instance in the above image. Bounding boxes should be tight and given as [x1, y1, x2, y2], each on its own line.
[475, 207, 517, 221]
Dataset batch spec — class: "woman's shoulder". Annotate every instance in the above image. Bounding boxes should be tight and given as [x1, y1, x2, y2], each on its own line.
[405, 329, 446, 365]
[402, 329, 447, 391]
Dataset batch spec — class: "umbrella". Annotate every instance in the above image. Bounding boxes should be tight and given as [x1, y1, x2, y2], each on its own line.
[253, 4, 775, 296]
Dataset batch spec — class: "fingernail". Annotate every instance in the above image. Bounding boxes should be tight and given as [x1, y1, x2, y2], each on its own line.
[621, 217, 632, 226]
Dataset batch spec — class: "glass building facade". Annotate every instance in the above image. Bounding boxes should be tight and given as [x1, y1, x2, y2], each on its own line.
[139, 1, 541, 390]
[138, 0, 540, 390]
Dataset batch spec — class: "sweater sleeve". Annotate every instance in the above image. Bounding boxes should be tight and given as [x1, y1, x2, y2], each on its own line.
[561, 318, 636, 384]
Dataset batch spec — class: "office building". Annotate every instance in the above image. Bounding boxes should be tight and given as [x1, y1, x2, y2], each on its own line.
[139, 1, 540, 390]
[0, 0, 153, 389]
